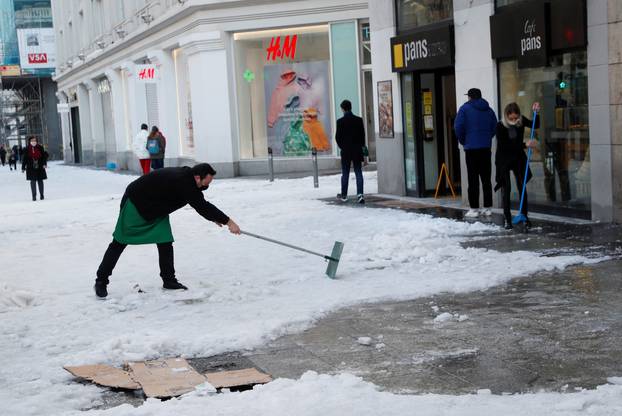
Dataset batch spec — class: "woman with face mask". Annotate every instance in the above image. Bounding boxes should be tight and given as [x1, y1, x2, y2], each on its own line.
[494, 102, 540, 229]
[21, 136, 48, 201]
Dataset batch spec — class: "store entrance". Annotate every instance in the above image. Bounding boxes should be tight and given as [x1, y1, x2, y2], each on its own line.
[403, 70, 460, 197]
[70, 106, 81, 164]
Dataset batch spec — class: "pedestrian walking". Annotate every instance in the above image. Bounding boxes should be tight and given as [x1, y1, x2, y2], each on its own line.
[0, 145, 6, 166]
[8, 148, 17, 170]
[495, 102, 540, 230]
[336, 100, 366, 204]
[94, 163, 240, 298]
[21, 137, 48, 201]
[454, 88, 498, 218]
[133, 123, 151, 175]
[146, 126, 166, 170]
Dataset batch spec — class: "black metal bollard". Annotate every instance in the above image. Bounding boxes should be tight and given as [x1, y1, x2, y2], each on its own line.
[268, 147, 274, 182]
[311, 147, 319, 188]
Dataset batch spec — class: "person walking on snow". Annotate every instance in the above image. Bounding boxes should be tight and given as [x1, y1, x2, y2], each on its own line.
[147, 126, 166, 170]
[94, 163, 241, 298]
[336, 99, 366, 204]
[22, 137, 48, 201]
[454, 88, 497, 218]
[133, 123, 151, 175]
[0, 145, 6, 166]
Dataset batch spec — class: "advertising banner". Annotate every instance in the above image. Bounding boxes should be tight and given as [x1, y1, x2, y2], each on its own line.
[264, 61, 332, 157]
[16, 27, 55, 70]
[391, 24, 454, 72]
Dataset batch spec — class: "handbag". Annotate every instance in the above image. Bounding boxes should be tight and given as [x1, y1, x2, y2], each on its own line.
[362, 146, 369, 157]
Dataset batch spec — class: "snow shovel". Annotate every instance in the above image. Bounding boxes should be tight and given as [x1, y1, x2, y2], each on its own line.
[512, 110, 538, 225]
[241, 231, 343, 279]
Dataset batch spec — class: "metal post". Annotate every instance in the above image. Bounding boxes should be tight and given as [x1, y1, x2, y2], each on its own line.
[311, 147, 319, 188]
[268, 146, 274, 182]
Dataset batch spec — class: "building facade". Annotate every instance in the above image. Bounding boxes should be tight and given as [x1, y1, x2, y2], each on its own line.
[51, 0, 372, 177]
[370, 0, 621, 223]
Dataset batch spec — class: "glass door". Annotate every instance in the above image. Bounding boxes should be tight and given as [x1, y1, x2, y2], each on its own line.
[401, 73, 418, 195]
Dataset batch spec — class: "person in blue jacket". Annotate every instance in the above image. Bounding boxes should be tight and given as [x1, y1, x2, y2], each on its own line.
[454, 88, 498, 218]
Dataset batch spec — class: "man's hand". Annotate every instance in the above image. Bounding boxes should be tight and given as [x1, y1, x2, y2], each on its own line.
[226, 219, 241, 235]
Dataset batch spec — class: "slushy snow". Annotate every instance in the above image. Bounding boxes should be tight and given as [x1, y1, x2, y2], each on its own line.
[0, 163, 619, 415]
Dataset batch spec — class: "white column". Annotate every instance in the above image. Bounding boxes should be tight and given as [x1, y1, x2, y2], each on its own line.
[105, 68, 129, 168]
[180, 32, 236, 176]
[56, 91, 72, 162]
[84, 79, 106, 167]
[76, 83, 93, 164]
[147, 50, 181, 163]
[453, 0, 497, 207]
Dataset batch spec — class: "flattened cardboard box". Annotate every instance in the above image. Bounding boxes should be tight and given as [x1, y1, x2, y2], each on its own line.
[64, 364, 141, 390]
[205, 368, 272, 389]
[127, 358, 206, 398]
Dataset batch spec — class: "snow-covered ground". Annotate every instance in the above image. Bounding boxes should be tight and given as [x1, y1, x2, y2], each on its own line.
[0, 163, 620, 415]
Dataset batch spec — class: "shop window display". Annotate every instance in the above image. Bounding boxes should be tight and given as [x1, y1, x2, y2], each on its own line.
[396, 0, 453, 32]
[235, 26, 332, 158]
[173, 48, 194, 156]
[499, 51, 590, 215]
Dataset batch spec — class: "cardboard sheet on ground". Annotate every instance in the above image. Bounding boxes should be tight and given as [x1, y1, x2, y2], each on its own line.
[63, 364, 140, 390]
[205, 368, 272, 389]
[127, 358, 206, 398]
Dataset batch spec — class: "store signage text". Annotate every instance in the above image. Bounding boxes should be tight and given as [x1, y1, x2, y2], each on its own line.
[520, 19, 542, 56]
[266, 35, 297, 61]
[28, 53, 48, 64]
[390, 25, 454, 72]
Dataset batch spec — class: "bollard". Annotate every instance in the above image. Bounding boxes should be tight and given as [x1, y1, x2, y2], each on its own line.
[311, 147, 319, 188]
[268, 147, 274, 182]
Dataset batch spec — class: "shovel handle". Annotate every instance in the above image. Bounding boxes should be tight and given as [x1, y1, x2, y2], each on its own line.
[241, 231, 335, 261]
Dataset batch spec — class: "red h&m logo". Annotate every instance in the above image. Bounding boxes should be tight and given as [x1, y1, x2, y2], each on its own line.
[138, 67, 155, 80]
[28, 53, 48, 64]
[266, 35, 298, 61]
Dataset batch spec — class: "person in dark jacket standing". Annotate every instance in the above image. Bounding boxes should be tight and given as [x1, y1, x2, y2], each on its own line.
[336, 100, 366, 204]
[22, 137, 48, 201]
[454, 88, 498, 218]
[495, 102, 540, 229]
[0, 145, 6, 166]
[94, 163, 241, 298]
[147, 126, 166, 170]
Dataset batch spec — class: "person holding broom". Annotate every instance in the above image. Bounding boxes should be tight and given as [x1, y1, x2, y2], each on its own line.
[494, 102, 540, 230]
[94, 163, 240, 298]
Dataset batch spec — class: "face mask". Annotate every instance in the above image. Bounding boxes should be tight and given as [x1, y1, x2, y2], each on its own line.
[506, 119, 519, 126]
[30, 142, 37, 146]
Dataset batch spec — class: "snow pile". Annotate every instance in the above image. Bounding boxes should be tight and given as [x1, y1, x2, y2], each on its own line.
[0, 163, 615, 415]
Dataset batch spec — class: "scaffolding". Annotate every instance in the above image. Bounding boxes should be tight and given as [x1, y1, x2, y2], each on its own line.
[0, 75, 45, 149]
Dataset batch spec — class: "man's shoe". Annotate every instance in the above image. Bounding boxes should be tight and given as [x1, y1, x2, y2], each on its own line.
[504, 221, 513, 230]
[357, 194, 365, 204]
[94, 281, 108, 298]
[464, 209, 479, 218]
[163, 279, 188, 290]
[337, 194, 348, 202]
[481, 208, 492, 216]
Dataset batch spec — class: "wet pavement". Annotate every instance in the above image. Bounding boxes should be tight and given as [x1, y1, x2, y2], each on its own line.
[90, 195, 622, 409]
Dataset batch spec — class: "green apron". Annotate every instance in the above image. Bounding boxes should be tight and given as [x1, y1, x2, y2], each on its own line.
[113, 200, 174, 245]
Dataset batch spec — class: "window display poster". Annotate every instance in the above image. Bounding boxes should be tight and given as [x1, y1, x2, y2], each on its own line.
[378, 80, 394, 138]
[263, 61, 332, 156]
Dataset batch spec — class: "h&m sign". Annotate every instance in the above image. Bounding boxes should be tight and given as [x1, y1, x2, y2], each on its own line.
[390, 24, 454, 72]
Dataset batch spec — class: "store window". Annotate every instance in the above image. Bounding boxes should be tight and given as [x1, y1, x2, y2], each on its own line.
[173, 48, 194, 156]
[234, 25, 333, 158]
[360, 21, 371, 66]
[499, 51, 590, 215]
[396, 0, 453, 32]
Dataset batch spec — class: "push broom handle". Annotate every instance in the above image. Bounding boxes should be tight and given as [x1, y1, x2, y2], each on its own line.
[517, 110, 538, 214]
[241, 231, 337, 261]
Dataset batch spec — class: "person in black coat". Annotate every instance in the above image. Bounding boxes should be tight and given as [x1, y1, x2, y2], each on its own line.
[336, 100, 366, 204]
[495, 102, 540, 229]
[21, 137, 48, 201]
[0, 145, 6, 166]
[94, 163, 241, 298]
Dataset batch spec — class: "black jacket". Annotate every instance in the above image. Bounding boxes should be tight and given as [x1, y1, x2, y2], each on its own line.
[124, 167, 229, 224]
[494, 115, 539, 190]
[336, 112, 365, 162]
[22, 144, 48, 181]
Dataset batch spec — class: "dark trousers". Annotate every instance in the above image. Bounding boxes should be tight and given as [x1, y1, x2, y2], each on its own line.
[151, 158, 164, 170]
[96, 240, 175, 284]
[501, 163, 528, 222]
[30, 179, 44, 199]
[464, 149, 492, 209]
[341, 158, 364, 196]
[0, 155, 5, 165]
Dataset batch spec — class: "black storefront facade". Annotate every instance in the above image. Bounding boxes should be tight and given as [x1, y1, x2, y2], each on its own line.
[491, 0, 590, 218]
[391, 22, 461, 198]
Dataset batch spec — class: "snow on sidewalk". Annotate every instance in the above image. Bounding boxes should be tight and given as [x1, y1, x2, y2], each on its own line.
[0, 163, 616, 415]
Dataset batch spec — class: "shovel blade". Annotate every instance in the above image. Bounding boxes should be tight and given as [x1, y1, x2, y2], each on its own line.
[325, 241, 344, 279]
[512, 213, 527, 225]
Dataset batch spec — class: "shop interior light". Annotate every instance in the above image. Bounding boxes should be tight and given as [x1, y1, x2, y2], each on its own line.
[559, 81, 567, 89]
[234, 24, 328, 40]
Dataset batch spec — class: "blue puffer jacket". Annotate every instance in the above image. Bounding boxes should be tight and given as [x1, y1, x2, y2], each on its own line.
[454, 98, 498, 150]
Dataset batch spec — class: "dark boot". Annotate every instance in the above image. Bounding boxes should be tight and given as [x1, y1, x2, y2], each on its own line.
[162, 278, 188, 290]
[94, 279, 108, 298]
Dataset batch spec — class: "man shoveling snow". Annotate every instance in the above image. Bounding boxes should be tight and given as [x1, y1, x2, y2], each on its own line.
[94, 163, 240, 298]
